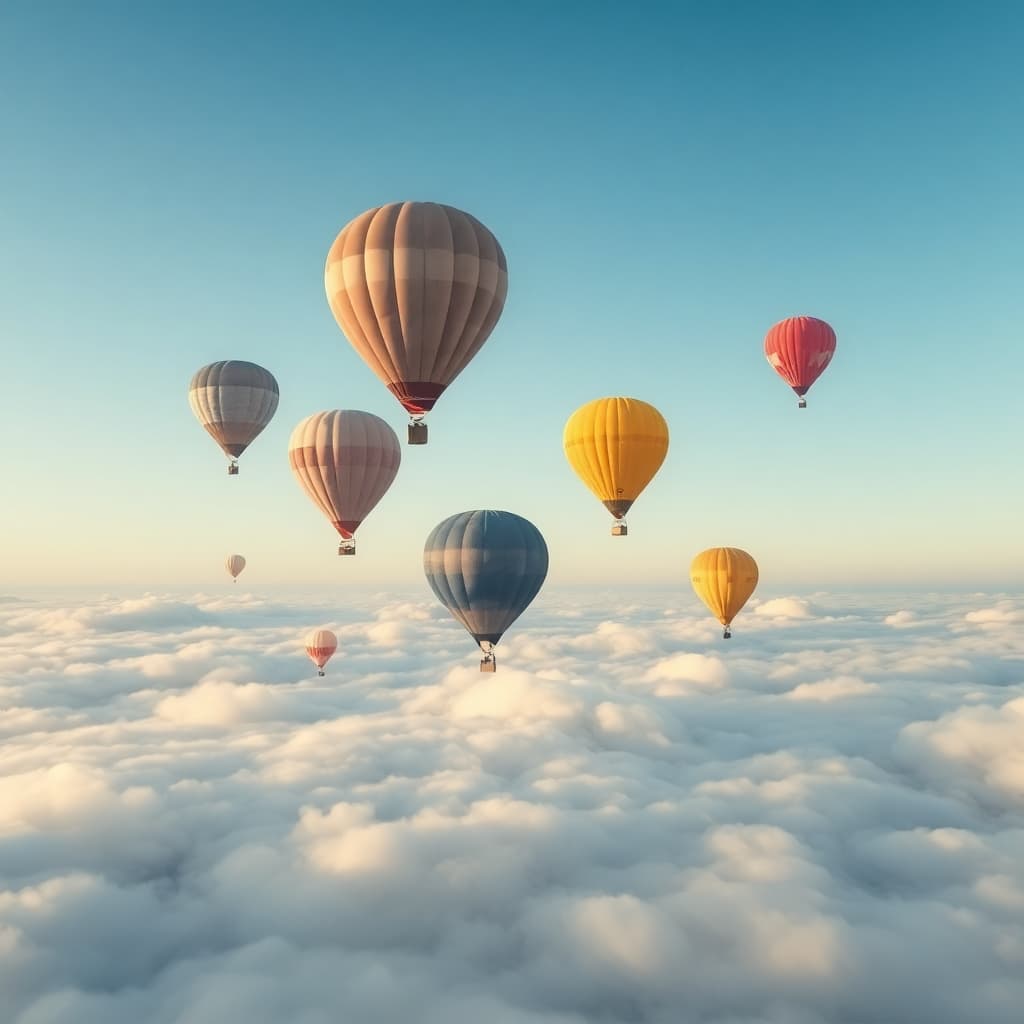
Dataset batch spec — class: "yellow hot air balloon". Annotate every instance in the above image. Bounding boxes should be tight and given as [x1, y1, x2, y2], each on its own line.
[563, 397, 669, 535]
[690, 548, 759, 638]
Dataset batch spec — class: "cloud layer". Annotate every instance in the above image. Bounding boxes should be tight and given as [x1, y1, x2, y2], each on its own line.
[2, 586, 1023, 1023]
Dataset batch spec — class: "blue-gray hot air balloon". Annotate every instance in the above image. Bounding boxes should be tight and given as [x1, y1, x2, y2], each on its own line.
[188, 360, 279, 474]
[424, 510, 548, 672]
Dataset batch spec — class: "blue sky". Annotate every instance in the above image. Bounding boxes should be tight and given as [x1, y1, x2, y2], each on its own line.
[1, 0, 1021, 587]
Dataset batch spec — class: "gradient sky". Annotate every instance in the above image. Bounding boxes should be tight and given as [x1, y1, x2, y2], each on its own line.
[1, 0, 1021, 587]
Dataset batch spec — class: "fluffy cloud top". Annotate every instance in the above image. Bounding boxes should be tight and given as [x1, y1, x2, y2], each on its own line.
[785, 675, 881, 702]
[643, 651, 729, 694]
[884, 610, 918, 627]
[1, 587, 1023, 1024]
[753, 597, 815, 620]
[964, 603, 1023, 627]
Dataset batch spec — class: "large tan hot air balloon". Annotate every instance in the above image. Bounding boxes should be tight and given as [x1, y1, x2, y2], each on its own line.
[304, 629, 338, 676]
[324, 202, 508, 444]
[563, 397, 669, 536]
[288, 410, 401, 555]
[690, 547, 759, 639]
[225, 554, 246, 582]
[189, 361, 279, 474]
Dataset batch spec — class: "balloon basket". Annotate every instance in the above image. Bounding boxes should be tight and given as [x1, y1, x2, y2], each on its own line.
[338, 540, 356, 556]
[611, 522, 627, 537]
[408, 421, 428, 445]
[798, 398, 807, 409]
[317, 669, 325, 677]
[480, 655, 496, 672]
[723, 627, 732, 639]
[228, 462, 239, 475]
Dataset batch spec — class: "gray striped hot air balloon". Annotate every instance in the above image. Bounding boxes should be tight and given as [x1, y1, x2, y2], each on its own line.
[225, 554, 246, 582]
[424, 510, 548, 671]
[324, 202, 508, 445]
[189, 361, 279, 474]
[288, 410, 401, 555]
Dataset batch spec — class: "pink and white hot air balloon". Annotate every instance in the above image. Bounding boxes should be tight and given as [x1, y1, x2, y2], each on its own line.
[288, 410, 401, 555]
[305, 629, 338, 676]
[225, 554, 246, 581]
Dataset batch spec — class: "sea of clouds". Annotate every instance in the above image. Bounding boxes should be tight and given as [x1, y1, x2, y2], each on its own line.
[1, 584, 1022, 1024]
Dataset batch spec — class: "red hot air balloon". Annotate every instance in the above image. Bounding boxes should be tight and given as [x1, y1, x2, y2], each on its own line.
[764, 316, 836, 408]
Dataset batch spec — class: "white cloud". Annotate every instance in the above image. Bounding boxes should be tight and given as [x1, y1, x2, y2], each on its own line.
[1, 587, 1023, 1023]
[753, 597, 815, 620]
[643, 652, 728, 694]
[964, 602, 1023, 627]
[592, 701, 673, 749]
[897, 697, 1024, 804]
[155, 679, 292, 725]
[884, 610, 918, 627]
[570, 620, 660, 657]
[785, 675, 881, 702]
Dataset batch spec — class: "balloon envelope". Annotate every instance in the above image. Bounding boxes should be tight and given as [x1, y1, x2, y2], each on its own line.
[424, 510, 548, 648]
[324, 202, 508, 418]
[563, 397, 669, 522]
[690, 547, 759, 635]
[305, 629, 338, 672]
[225, 554, 246, 579]
[189, 361, 279, 465]
[764, 316, 836, 402]
[288, 410, 401, 545]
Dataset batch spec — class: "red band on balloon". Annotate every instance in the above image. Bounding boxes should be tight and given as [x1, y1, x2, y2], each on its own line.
[332, 520, 361, 539]
[387, 381, 447, 414]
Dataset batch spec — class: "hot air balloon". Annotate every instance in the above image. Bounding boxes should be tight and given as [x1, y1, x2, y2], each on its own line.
[305, 629, 338, 676]
[189, 361, 279, 473]
[690, 547, 759, 639]
[288, 410, 401, 555]
[424, 510, 548, 671]
[563, 397, 669, 536]
[764, 316, 836, 408]
[225, 554, 246, 582]
[324, 202, 508, 445]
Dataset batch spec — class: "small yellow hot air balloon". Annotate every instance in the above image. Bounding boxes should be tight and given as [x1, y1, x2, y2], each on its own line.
[690, 547, 758, 639]
[563, 397, 669, 536]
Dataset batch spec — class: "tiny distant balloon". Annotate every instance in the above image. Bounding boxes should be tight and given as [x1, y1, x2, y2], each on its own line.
[189, 361, 279, 473]
[305, 629, 338, 676]
[324, 202, 508, 444]
[424, 510, 548, 671]
[563, 397, 669, 536]
[225, 554, 246, 582]
[763, 316, 836, 408]
[288, 410, 401, 555]
[690, 547, 758, 638]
